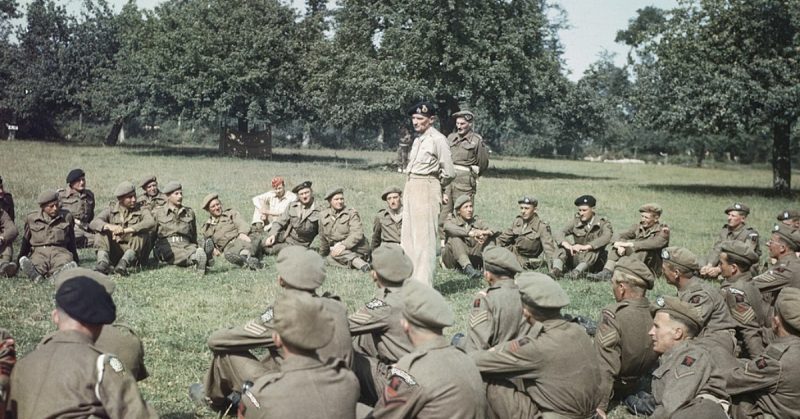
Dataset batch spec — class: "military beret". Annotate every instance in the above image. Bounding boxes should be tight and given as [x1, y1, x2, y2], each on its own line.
[638, 203, 662, 216]
[772, 224, 800, 251]
[324, 187, 344, 201]
[574, 195, 596, 207]
[54, 267, 116, 295]
[777, 209, 800, 221]
[140, 175, 157, 189]
[381, 186, 402, 201]
[201, 193, 219, 210]
[725, 202, 750, 215]
[37, 190, 59, 205]
[518, 196, 538, 206]
[719, 240, 759, 266]
[452, 110, 474, 122]
[276, 246, 326, 290]
[654, 295, 703, 334]
[776, 287, 800, 331]
[454, 195, 472, 210]
[517, 272, 569, 309]
[407, 101, 436, 117]
[55, 276, 116, 325]
[372, 243, 413, 283]
[661, 247, 700, 272]
[402, 280, 454, 329]
[113, 181, 136, 198]
[614, 256, 655, 290]
[292, 181, 312, 194]
[273, 292, 333, 351]
[483, 246, 523, 275]
[66, 168, 85, 185]
[161, 181, 182, 195]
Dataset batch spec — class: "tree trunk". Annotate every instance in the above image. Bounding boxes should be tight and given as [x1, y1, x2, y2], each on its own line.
[237, 117, 248, 133]
[772, 121, 791, 194]
[104, 118, 123, 146]
[301, 122, 312, 148]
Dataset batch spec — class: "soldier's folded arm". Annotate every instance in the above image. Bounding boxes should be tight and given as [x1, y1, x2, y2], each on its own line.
[342, 211, 364, 249]
[632, 231, 669, 251]
[206, 323, 276, 352]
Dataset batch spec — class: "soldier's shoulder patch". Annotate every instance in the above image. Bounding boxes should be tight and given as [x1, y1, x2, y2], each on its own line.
[260, 306, 274, 323]
[756, 357, 768, 369]
[108, 355, 125, 374]
[510, 336, 531, 353]
[682, 355, 695, 367]
[473, 298, 481, 308]
[689, 295, 701, 304]
[366, 298, 387, 310]
[389, 366, 417, 385]
[728, 287, 745, 296]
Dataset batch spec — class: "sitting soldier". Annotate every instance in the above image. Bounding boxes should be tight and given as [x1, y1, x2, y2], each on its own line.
[0, 206, 17, 278]
[139, 175, 166, 211]
[371, 186, 403, 251]
[558, 194, 613, 279]
[18, 190, 78, 282]
[442, 195, 494, 280]
[752, 224, 800, 321]
[250, 176, 296, 233]
[58, 168, 96, 248]
[257, 181, 318, 256]
[90, 181, 155, 276]
[0, 175, 14, 221]
[151, 181, 208, 274]
[318, 187, 370, 271]
[700, 202, 760, 278]
[200, 193, 260, 270]
[496, 196, 564, 276]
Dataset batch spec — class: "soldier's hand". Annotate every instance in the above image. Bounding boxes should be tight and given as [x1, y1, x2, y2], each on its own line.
[213, 248, 221, 257]
[595, 408, 607, 419]
[238, 233, 251, 243]
[441, 194, 449, 205]
[0, 337, 16, 377]
[331, 243, 346, 257]
[264, 235, 276, 246]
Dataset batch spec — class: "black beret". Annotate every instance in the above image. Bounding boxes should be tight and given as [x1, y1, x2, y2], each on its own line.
[407, 101, 436, 117]
[574, 195, 596, 207]
[66, 168, 85, 185]
[55, 276, 116, 325]
[292, 181, 312, 194]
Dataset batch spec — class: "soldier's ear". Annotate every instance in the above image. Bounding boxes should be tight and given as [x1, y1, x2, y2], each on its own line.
[273, 332, 283, 349]
[51, 308, 60, 325]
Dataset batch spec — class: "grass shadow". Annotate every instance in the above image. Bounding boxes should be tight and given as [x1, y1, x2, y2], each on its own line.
[435, 275, 479, 296]
[484, 167, 615, 181]
[643, 184, 797, 198]
[161, 413, 196, 419]
[122, 145, 369, 166]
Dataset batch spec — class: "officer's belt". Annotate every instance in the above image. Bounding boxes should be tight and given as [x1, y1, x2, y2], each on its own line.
[32, 244, 60, 248]
[408, 173, 438, 179]
[162, 236, 188, 243]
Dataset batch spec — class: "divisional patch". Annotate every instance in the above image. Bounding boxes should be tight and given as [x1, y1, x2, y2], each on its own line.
[244, 320, 268, 336]
[109, 356, 124, 373]
[260, 306, 274, 323]
[366, 298, 387, 310]
[469, 310, 488, 328]
[682, 356, 695, 367]
[756, 357, 768, 369]
[510, 336, 530, 353]
[473, 298, 481, 308]
[689, 295, 701, 304]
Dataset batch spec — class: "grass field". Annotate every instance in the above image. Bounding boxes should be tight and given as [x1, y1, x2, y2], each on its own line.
[1, 140, 797, 418]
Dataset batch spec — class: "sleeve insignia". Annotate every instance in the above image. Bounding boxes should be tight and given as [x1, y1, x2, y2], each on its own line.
[473, 298, 481, 308]
[366, 298, 387, 309]
[350, 311, 372, 324]
[509, 336, 530, 353]
[469, 310, 489, 328]
[681, 356, 695, 367]
[244, 388, 261, 408]
[260, 306, 274, 323]
[689, 295, 701, 304]
[109, 356, 125, 373]
[244, 320, 268, 336]
[756, 357, 767, 369]
[389, 367, 417, 385]
[602, 308, 616, 319]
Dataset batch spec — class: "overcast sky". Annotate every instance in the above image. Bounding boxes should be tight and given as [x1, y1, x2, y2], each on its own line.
[16, 0, 678, 81]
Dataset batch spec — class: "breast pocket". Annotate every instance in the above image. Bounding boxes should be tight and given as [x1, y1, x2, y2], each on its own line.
[51, 224, 67, 242]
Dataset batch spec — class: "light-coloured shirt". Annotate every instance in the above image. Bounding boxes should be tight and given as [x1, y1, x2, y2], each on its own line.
[405, 126, 455, 182]
[251, 190, 297, 227]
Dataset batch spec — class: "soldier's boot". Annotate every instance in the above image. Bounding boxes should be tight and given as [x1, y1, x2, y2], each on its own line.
[203, 238, 216, 267]
[224, 252, 246, 267]
[95, 250, 112, 274]
[19, 256, 44, 283]
[463, 264, 482, 280]
[192, 247, 207, 276]
[567, 262, 589, 280]
[549, 259, 564, 279]
[114, 250, 137, 276]
[243, 253, 262, 270]
[0, 262, 17, 278]
[51, 261, 78, 279]
[587, 269, 613, 282]
[188, 383, 211, 409]
[352, 257, 371, 273]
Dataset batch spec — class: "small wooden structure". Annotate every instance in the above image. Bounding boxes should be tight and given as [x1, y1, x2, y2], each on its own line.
[219, 127, 272, 159]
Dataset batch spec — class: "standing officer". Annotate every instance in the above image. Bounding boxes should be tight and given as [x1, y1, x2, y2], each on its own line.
[90, 181, 155, 276]
[589, 203, 669, 281]
[7, 276, 157, 417]
[753, 224, 800, 320]
[319, 188, 371, 271]
[401, 101, 454, 286]
[200, 193, 260, 270]
[18, 190, 78, 282]
[0, 206, 17, 278]
[349, 243, 415, 405]
[439, 110, 489, 235]
[152, 181, 208, 274]
[470, 272, 602, 419]
[558, 194, 613, 279]
[496, 196, 565, 276]
[250, 176, 296, 233]
[368, 281, 487, 418]
[442, 196, 494, 280]
[457, 246, 527, 352]
[371, 186, 403, 251]
[726, 287, 800, 418]
[139, 175, 166, 211]
[258, 181, 318, 256]
[239, 292, 359, 418]
[700, 202, 760, 278]
[0, 176, 14, 221]
[58, 168, 95, 248]
[594, 256, 658, 417]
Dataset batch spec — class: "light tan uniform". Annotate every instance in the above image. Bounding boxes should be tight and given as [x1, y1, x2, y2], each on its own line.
[152, 204, 198, 266]
[0, 209, 17, 264]
[471, 319, 602, 419]
[371, 208, 402, 251]
[240, 354, 359, 419]
[58, 188, 95, 248]
[442, 213, 492, 269]
[369, 336, 486, 418]
[594, 298, 658, 411]
[19, 209, 78, 276]
[496, 214, 565, 270]
[260, 201, 319, 255]
[463, 278, 529, 353]
[604, 222, 669, 276]
[719, 271, 769, 358]
[7, 330, 157, 418]
[558, 215, 613, 272]
[727, 334, 800, 419]
[96, 324, 149, 382]
[203, 291, 353, 409]
[201, 208, 251, 260]
[319, 206, 369, 268]
[401, 126, 454, 286]
[90, 201, 155, 266]
[250, 190, 296, 228]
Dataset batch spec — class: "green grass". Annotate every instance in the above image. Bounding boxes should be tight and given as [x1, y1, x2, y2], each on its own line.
[1, 141, 797, 418]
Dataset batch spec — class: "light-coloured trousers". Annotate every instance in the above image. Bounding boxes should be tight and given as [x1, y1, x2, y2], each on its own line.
[401, 176, 441, 286]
